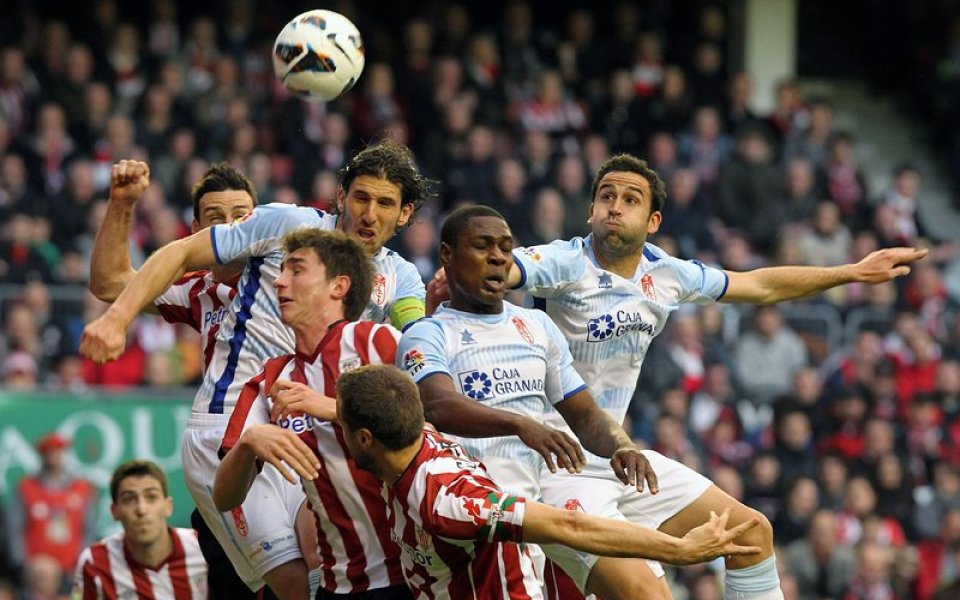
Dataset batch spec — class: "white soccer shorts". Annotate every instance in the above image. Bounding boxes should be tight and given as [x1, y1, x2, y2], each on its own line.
[538, 449, 712, 591]
[181, 414, 306, 591]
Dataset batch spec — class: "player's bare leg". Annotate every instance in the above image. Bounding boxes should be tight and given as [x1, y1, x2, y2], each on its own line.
[658, 485, 782, 599]
[586, 557, 673, 600]
[295, 502, 321, 570]
[263, 559, 311, 600]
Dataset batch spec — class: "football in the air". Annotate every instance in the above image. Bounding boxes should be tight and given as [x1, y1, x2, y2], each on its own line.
[272, 9, 365, 101]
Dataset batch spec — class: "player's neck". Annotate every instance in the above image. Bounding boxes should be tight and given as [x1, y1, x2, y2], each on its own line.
[449, 295, 504, 315]
[126, 528, 174, 569]
[592, 242, 642, 279]
[292, 309, 347, 356]
[379, 438, 424, 485]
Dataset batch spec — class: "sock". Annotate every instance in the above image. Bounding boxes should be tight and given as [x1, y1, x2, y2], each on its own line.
[724, 555, 784, 600]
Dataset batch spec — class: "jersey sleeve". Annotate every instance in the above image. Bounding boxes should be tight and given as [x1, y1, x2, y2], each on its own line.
[219, 371, 272, 457]
[154, 274, 203, 331]
[537, 312, 587, 404]
[367, 323, 402, 365]
[73, 547, 101, 600]
[668, 256, 730, 304]
[390, 259, 427, 330]
[512, 240, 587, 298]
[397, 319, 449, 383]
[210, 204, 335, 264]
[425, 465, 526, 543]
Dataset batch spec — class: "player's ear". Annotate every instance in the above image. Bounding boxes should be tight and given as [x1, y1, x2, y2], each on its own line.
[331, 274, 351, 300]
[396, 202, 414, 230]
[587, 203, 595, 225]
[110, 503, 119, 521]
[335, 185, 347, 213]
[646, 210, 662, 234]
[191, 219, 201, 234]
[163, 497, 173, 519]
[439, 242, 453, 268]
[358, 428, 374, 450]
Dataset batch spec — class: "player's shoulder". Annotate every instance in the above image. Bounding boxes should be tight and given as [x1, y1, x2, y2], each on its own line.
[643, 241, 687, 265]
[243, 202, 334, 227]
[402, 314, 446, 337]
[174, 270, 213, 285]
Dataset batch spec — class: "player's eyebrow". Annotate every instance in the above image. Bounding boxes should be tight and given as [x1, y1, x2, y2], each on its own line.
[599, 182, 646, 198]
[281, 256, 307, 268]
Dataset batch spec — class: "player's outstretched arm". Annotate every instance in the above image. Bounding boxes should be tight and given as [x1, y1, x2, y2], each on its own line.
[555, 389, 658, 493]
[522, 503, 761, 565]
[418, 374, 586, 474]
[722, 247, 929, 305]
[89, 160, 151, 305]
[213, 424, 320, 511]
[80, 229, 217, 363]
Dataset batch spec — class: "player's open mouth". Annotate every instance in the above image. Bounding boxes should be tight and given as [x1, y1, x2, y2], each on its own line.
[278, 296, 292, 307]
[483, 275, 505, 291]
[356, 228, 377, 240]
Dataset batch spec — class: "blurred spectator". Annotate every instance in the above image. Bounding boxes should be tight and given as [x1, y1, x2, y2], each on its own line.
[775, 409, 818, 482]
[0, 213, 54, 283]
[818, 132, 869, 230]
[915, 463, 960, 541]
[836, 476, 906, 547]
[716, 123, 780, 239]
[745, 452, 784, 523]
[879, 163, 926, 246]
[678, 105, 732, 197]
[398, 218, 439, 283]
[845, 541, 896, 600]
[818, 453, 850, 511]
[785, 509, 856, 600]
[659, 168, 716, 258]
[797, 201, 852, 267]
[734, 305, 809, 405]
[8, 434, 95, 575]
[527, 187, 565, 247]
[916, 508, 960, 599]
[21, 554, 66, 600]
[773, 476, 820, 545]
[781, 97, 835, 168]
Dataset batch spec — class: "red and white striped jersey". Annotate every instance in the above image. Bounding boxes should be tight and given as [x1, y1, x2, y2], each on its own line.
[73, 527, 207, 600]
[389, 431, 541, 600]
[154, 270, 235, 371]
[220, 320, 405, 595]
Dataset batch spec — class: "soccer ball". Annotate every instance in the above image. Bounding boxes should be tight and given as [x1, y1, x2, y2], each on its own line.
[272, 10, 365, 101]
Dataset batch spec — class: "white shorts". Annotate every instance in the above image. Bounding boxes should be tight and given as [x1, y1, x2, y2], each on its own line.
[538, 450, 712, 591]
[181, 414, 306, 591]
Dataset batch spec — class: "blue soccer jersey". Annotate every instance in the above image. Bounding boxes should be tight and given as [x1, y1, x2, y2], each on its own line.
[398, 302, 587, 474]
[195, 203, 424, 415]
[513, 236, 728, 432]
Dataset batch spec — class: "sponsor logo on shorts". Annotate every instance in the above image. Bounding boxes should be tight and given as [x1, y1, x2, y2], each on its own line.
[564, 498, 585, 512]
[250, 533, 296, 559]
[231, 507, 249, 537]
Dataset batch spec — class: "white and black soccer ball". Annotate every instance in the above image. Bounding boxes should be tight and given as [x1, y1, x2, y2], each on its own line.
[272, 9, 365, 101]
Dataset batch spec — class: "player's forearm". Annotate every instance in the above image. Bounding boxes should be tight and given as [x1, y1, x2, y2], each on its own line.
[213, 443, 258, 511]
[89, 199, 137, 302]
[523, 503, 686, 563]
[564, 407, 633, 458]
[105, 235, 210, 326]
[725, 265, 855, 304]
[421, 392, 528, 438]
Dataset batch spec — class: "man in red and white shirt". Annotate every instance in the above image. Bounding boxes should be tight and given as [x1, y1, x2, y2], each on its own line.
[73, 460, 208, 600]
[333, 364, 766, 600]
[213, 228, 411, 599]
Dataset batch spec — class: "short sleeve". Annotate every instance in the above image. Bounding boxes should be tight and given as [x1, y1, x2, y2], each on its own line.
[210, 205, 335, 264]
[668, 257, 730, 304]
[535, 312, 587, 403]
[154, 274, 203, 331]
[73, 547, 100, 600]
[219, 371, 272, 457]
[390, 260, 427, 329]
[397, 319, 449, 383]
[512, 240, 587, 298]
[426, 470, 526, 543]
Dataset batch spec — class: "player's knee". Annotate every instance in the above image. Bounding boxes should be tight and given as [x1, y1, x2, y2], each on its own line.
[736, 507, 774, 551]
[603, 581, 672, 600]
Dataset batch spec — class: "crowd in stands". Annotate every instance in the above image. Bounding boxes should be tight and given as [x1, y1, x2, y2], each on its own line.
[1, 0, 960, 598]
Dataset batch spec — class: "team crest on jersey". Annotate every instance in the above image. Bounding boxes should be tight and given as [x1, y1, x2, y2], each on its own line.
[339, 356, 362, 372]
[372, 274, 386, 306]
[457, 370, 493, 399]
[597, 272, 613, 289]
[415, 525, 432, 550]
[564, 498, 585, 512]
[511, 316, 535, 345]
[459, 328, 476, 345]
[640, 273, 656, 301]
[517, 247, 542, 262]
[231, 507, 249, 537]
[403, 349, 425, 375]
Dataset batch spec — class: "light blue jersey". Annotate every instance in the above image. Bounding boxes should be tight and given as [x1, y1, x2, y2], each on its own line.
[195, 203, 424, 415]
[398, 302, 587, 473]
[513, 236, 728, 433]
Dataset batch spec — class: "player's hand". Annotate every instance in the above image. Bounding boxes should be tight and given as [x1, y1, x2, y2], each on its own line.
[109, 160, 150, 206]
[240, 424, 320, 483]
[426, 268, 449, 316]
[611, 446, 659, 494]
[270, 380, 337, 422]
[851, 247, 928, 283]
[79, 312, 129, 363]
[516, 419, 585, 474]
[674, 508, 762, 565]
